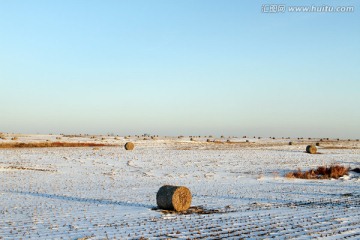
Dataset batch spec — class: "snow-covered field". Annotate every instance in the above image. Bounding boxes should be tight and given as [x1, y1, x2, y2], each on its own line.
[0, 135, 359, 239]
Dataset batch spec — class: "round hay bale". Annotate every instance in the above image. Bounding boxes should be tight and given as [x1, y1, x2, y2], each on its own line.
[289, 142, 293, 145]
[156, 185, 192, 212]
[124, 142, 134, 150]
[316, 142, 320, 146]
[226, 139, 231, 143]
[206, 139, 211, 142]
[306, 145, 317, 154]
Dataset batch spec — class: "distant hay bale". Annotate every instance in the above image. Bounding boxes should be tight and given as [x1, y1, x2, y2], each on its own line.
[289, 142, 293, 145]
[226, 139, 231, 143]
[246, 140, 249, 143]
[11, 137, 18, 141]
[190, 137, 194, 141]
[124, 142, 134, 150]
[357, 139, 359, 142]
[206, 139, 211, 142]
[316, 142, 320, 146]
[156, 185, 192, 212]
[306, 145, 317, 154]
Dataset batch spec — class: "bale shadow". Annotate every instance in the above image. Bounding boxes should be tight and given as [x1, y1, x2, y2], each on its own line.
[6, 190, 154, 208]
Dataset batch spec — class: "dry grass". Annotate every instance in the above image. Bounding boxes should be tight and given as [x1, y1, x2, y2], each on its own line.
[1, 165, 56, 172]
[0, 142, 112, 148]
[285, 165, 349, 179]
[322, 146, 359, 150]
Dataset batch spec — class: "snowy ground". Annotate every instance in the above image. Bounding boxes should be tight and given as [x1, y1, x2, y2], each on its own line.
[0, 135, 359, 239]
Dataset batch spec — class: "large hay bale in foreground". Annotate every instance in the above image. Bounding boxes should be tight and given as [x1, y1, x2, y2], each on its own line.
[124, 142, 134, 150]
[306, 145, 317, 154]
[156, 185, 192, 211]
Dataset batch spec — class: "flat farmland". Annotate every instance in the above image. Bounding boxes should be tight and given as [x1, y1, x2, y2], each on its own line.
[0, 135, 359, 239]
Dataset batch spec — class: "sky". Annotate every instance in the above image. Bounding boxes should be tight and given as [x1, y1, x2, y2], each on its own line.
[0, 0, 359, 138]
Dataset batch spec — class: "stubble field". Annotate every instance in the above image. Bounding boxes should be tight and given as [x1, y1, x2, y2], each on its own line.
[0, 134, 359, 239]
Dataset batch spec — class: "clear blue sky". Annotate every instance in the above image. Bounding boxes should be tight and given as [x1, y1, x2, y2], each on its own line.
[1, 0, 359, 138]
